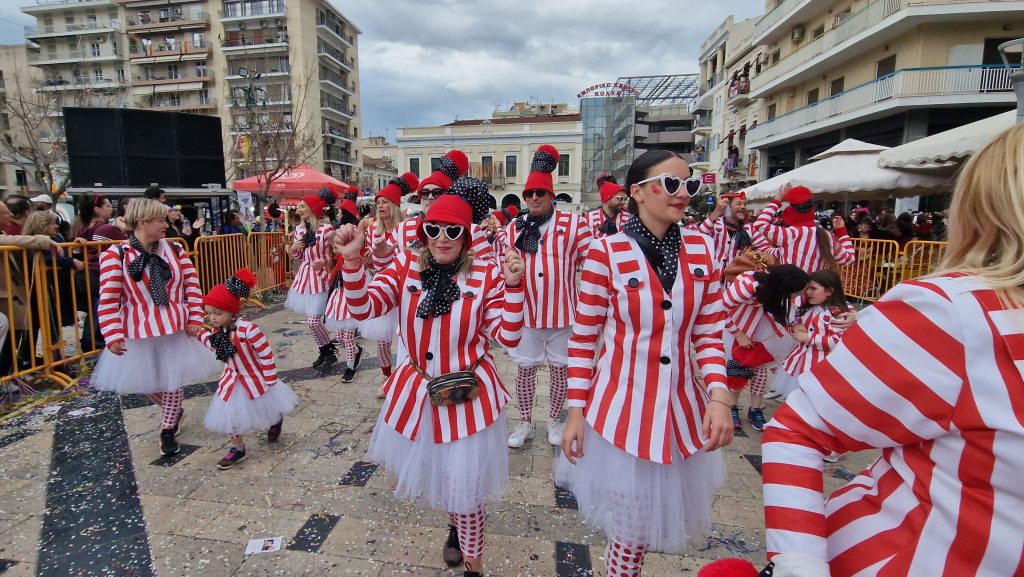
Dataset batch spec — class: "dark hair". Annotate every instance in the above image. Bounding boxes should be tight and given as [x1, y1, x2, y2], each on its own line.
[5, 195, 32, 219]
[338, 209, 359, 226]
[752, 264, 810, 326]
[267, 203, 282, 219]
[78, 194, 108, 224]
[805, 269, 849, 312]
[624, 150, 685, 214]
[814, 226, 839, 271]
[143, 186, 165, 200]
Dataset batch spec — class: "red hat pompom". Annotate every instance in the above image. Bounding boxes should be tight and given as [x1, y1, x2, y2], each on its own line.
[596, 173, 624, 203]
[419, 150, 470, 192]
[378, 172, 419, 206]
[523, 144, 559, 196]
[234, 268, 258, 289]
[492, 204, 519, 225]
[722, 190, 746, 201]
[698, 558, 760, 577]
[203, 268, 257, 314]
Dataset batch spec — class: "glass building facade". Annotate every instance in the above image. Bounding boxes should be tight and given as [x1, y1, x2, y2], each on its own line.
[581, 97, 636, 197]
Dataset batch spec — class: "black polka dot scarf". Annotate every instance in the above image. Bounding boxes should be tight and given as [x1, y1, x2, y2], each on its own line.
[622, 215, 681, 293]
[513, 207, 554, 254]
[450, 176, 491, 224]
[598, 212, 618, 236]
[209, 327, 237, 362]
[126, 234, 172, 306]
[415, 255, 463, 319]
[729, 224, 752, 251]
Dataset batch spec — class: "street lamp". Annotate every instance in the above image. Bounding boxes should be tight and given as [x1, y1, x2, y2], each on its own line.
[997, 38, 1024, 123]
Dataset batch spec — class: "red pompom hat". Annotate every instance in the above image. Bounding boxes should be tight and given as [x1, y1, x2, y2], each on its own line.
[203, 269, 258, 314]
[596, 173, 624, 203]
[416, 194, 472, 246]
[419, 150, 469, 192]
[492, 204, 519, 226]
[339, 199, 358, 220]
[377, 172, 419, 206]
[780, 185, 815, 227]
[523, 145, 559, 196]
[722, 190, 746, 201]
[302, 187, 337, 220]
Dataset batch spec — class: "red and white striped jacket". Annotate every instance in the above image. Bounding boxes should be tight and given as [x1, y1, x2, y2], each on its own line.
[97, 239, 204, 344]
[381, 216, 496, 269]
[584, 208, 630, 239]
[763, 274, 1024, 577]
[342, 252, 525, 443]
[697, 216, 778, 271]
[752, 200, 855, 273]
[498, 209, 592, 329]
[324, 261, 351, 323]
[721, 271, 786, 339]
[780, 304, 851, 376]
[567, 231, 728, 464]
[290, 223, 334, 294]
[198, 319, 278, 401]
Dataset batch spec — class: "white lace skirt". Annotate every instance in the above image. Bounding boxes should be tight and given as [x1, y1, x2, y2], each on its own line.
[326, 318, 359, 332]
[284, 290, 329, 316]
[359, 309, 398, 342]
[91, 332, 221, 395]
[555, 423, 725, 553]
[203, 380, 299, 435]
[366, 402, 509, 514]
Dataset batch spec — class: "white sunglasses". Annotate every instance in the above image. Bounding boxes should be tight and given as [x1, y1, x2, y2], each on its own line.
[422, 223, 465, 240]
[636, 173, 701, 197]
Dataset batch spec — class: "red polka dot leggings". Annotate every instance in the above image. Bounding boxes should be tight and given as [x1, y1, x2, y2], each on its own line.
[377, 340, 392, 373]
[146, 389, 184, 429]
[605, 540, 647, 577]
[750, 364, 776, 398]
[448, 507, 486, 558]
[514, 364, 568, 422]
[306, 315, 331, 347]
[339, 330, 358, 367]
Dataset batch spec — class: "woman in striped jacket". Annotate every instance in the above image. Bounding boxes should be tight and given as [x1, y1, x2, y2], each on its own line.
[762, 125, 1024, 577]
[752, 185, 854, 274]
[91, 198, 220, 457]
[335, 194, 526, 577]
[558, 150, 734, 576]
[284, 187, 337, 370]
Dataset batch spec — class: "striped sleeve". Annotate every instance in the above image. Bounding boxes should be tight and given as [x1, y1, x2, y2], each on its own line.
[246, 322, 278, 384]
[471, 228, 497, 268]
[572, 216, 593, 270]
[371, 226, 397, 270]
[753, 200, 792, 247]
[807, 318, 842, 352]
[763, 281, 965, 561]
[567, 239, 612, 408]
[177, 245, 204, 326]
[696, 216, 718, 237]
[342, 257, 401, 320]
[196, 327, 212, 350]
[481, 265, 524, 348]
[722, 272, 757, 312]
[691, 258, 728, 392]
[831, 230, 856, 265]
[750, 228, 779, 258]
[97, 247, 125, 345]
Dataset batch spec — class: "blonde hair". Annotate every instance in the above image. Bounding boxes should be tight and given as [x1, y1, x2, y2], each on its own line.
[374, 200, 404, 234]
[23, 210, 56, 236]
[297, 201, 321, 233]
[123, 198, 167, 229]
[940, 124, 1024, 305]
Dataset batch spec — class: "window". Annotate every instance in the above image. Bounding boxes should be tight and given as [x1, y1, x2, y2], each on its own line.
[86, 14, 97, 27]
[430, 157, 442, 172]
[812, 24, 825, 39]
[196, 62, 207, 77]
[481, 155, 493, 178]
[409, 157, 420, 176]
[876, 54, 896, 78]
[93, 68, 103, 81]
[90, 42, 101, 57]
[558, 154, 570, 178]
[835, 7, 852, 26]
[806, 88, 819, 105]
[505, 155, 517, 179]
[766, 103, 777, 121]
[115, 67, 125, 83]
[829, 77, 845, 96]
[770, 49, 781, 65]
[167, 64, 179, 79]
[15, 170, 27, 188]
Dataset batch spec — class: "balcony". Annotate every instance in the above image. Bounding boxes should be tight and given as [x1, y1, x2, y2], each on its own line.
[230, 120, 293, 135]
[692, 70, 725, 111]
[643, 129, 694, 145]
[747, 65, 1018, 148]
[317, 44, 354, 72]
[320, 96, 355, 119]
[126, 10, 209, 33]
[691, 113, 712, 135]
[727, 79, 751, 106]
[751, 0, 834, 45]
[132, 69, 214, 87]
[129, 40, 211, 62]
[28, 49, 122, 65]
[221, 36, 289, 53]
[223, 65, 289, 80]
[323, 126, 353, 143]
[23, 0, 115, 13]
[316, 20, 354, 48]
[37, 75, 124, 92]
[323, 149, 357, 166]
[25, 19, 120, 38]
[217, 2, 286, 21]
[147, 95, 217, 112]
[319, 70, 355, 96]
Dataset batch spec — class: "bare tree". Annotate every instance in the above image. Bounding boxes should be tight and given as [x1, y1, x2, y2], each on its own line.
[225, 59, 323, 197]
[0, 70, 70, 200]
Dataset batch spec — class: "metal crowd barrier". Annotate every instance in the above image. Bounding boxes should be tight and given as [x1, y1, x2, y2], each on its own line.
[841, 238, 948, 303]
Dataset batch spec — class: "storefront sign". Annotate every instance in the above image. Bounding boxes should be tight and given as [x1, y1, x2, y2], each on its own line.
[577, 83, 641, 99]
[701, 172, 717, 185]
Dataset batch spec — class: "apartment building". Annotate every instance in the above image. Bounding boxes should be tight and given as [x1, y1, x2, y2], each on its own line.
[743, 0, 1023, 179]
[20, 0, 363, 185]
[394, 105, 584, 208]
[0, 45, 46, 196]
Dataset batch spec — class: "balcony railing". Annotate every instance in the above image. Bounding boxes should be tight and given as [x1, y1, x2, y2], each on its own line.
[133, 70, 214, 84]
[751, 0, 906, 95]
[221, 36, 289, 49]
[319, 70, 354, 92]
[748, 65, 1017, 145]
[39, 75, 124, 88]
[218, 3, 286, 19]
[25, 19, 120, 36]
[752, 0, 805, 43]
[28, 49, 121, 63]
[320, 95, 355, 117]
[129, 40, 211, 57]
[316, 43, 354, 69]
[126, 11, 209, 27]
[698, 70, 724, 97]
[316, 19, 354, 47]
[323, 149, 356, 164]
[692, 114, 712, 129]
[148, 95, 216, 110]
[223, 64, 290, 78]
[26, 0, 113, 7]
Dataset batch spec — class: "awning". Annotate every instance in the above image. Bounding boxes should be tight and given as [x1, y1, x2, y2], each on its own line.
[231, 164, 350, 199]
[878, 110, 1016, 168]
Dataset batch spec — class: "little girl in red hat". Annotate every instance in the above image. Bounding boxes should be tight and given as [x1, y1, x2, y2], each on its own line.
[200, 269, 298, 469]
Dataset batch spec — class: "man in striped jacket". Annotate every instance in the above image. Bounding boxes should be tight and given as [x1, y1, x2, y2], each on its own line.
[697, 190, 775, 273]
[584, 174, 630, 239]
[499, 145, 593, 448]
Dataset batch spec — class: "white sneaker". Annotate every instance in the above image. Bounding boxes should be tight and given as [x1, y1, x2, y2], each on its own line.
[507, 422, 535, 448]
[764, 389, 782, 400]
[547, 420, 566, 446]
[823, 451, 844, 463]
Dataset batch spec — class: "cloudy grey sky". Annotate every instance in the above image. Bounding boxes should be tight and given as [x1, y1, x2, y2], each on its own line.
[0, 1, 765, 136]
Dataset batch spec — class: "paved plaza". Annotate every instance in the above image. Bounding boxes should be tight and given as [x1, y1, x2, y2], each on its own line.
[0, 298, 874, 577]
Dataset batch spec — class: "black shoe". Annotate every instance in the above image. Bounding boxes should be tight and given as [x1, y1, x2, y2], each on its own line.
[312, 343, 336, 369]
[463, 562, 482, 577]
[342, 367, 356, 383]
[172, 408, 185, 438]
[160, 428, 180, 456]
[217, 446, 247, 470]
[731, 405, 743, 431]
[442, 524, 463, 567]
[267, 419, 283, 443]
[352, 345, 364, 370]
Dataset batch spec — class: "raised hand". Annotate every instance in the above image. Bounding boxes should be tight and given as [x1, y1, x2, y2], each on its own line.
[503, 250, 524, 287]
[336, 224, 365, 262]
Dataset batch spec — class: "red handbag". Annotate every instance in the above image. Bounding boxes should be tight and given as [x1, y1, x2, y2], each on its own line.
[731, 341, 773, 368]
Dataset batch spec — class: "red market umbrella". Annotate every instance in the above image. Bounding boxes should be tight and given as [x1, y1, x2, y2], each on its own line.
[231, 164, 349, 199]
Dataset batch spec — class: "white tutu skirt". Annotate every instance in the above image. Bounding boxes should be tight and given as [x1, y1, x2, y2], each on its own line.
[91, 332, 221, 395]
[285, 289, 329, 316]
[359, 309, 398, 342]
[203, 380, 299, 435]
[326, 317, 358, 332]
[367, 402, 509, 514]
[773, 370, 800, 399]
[555, 423, 725, 553]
